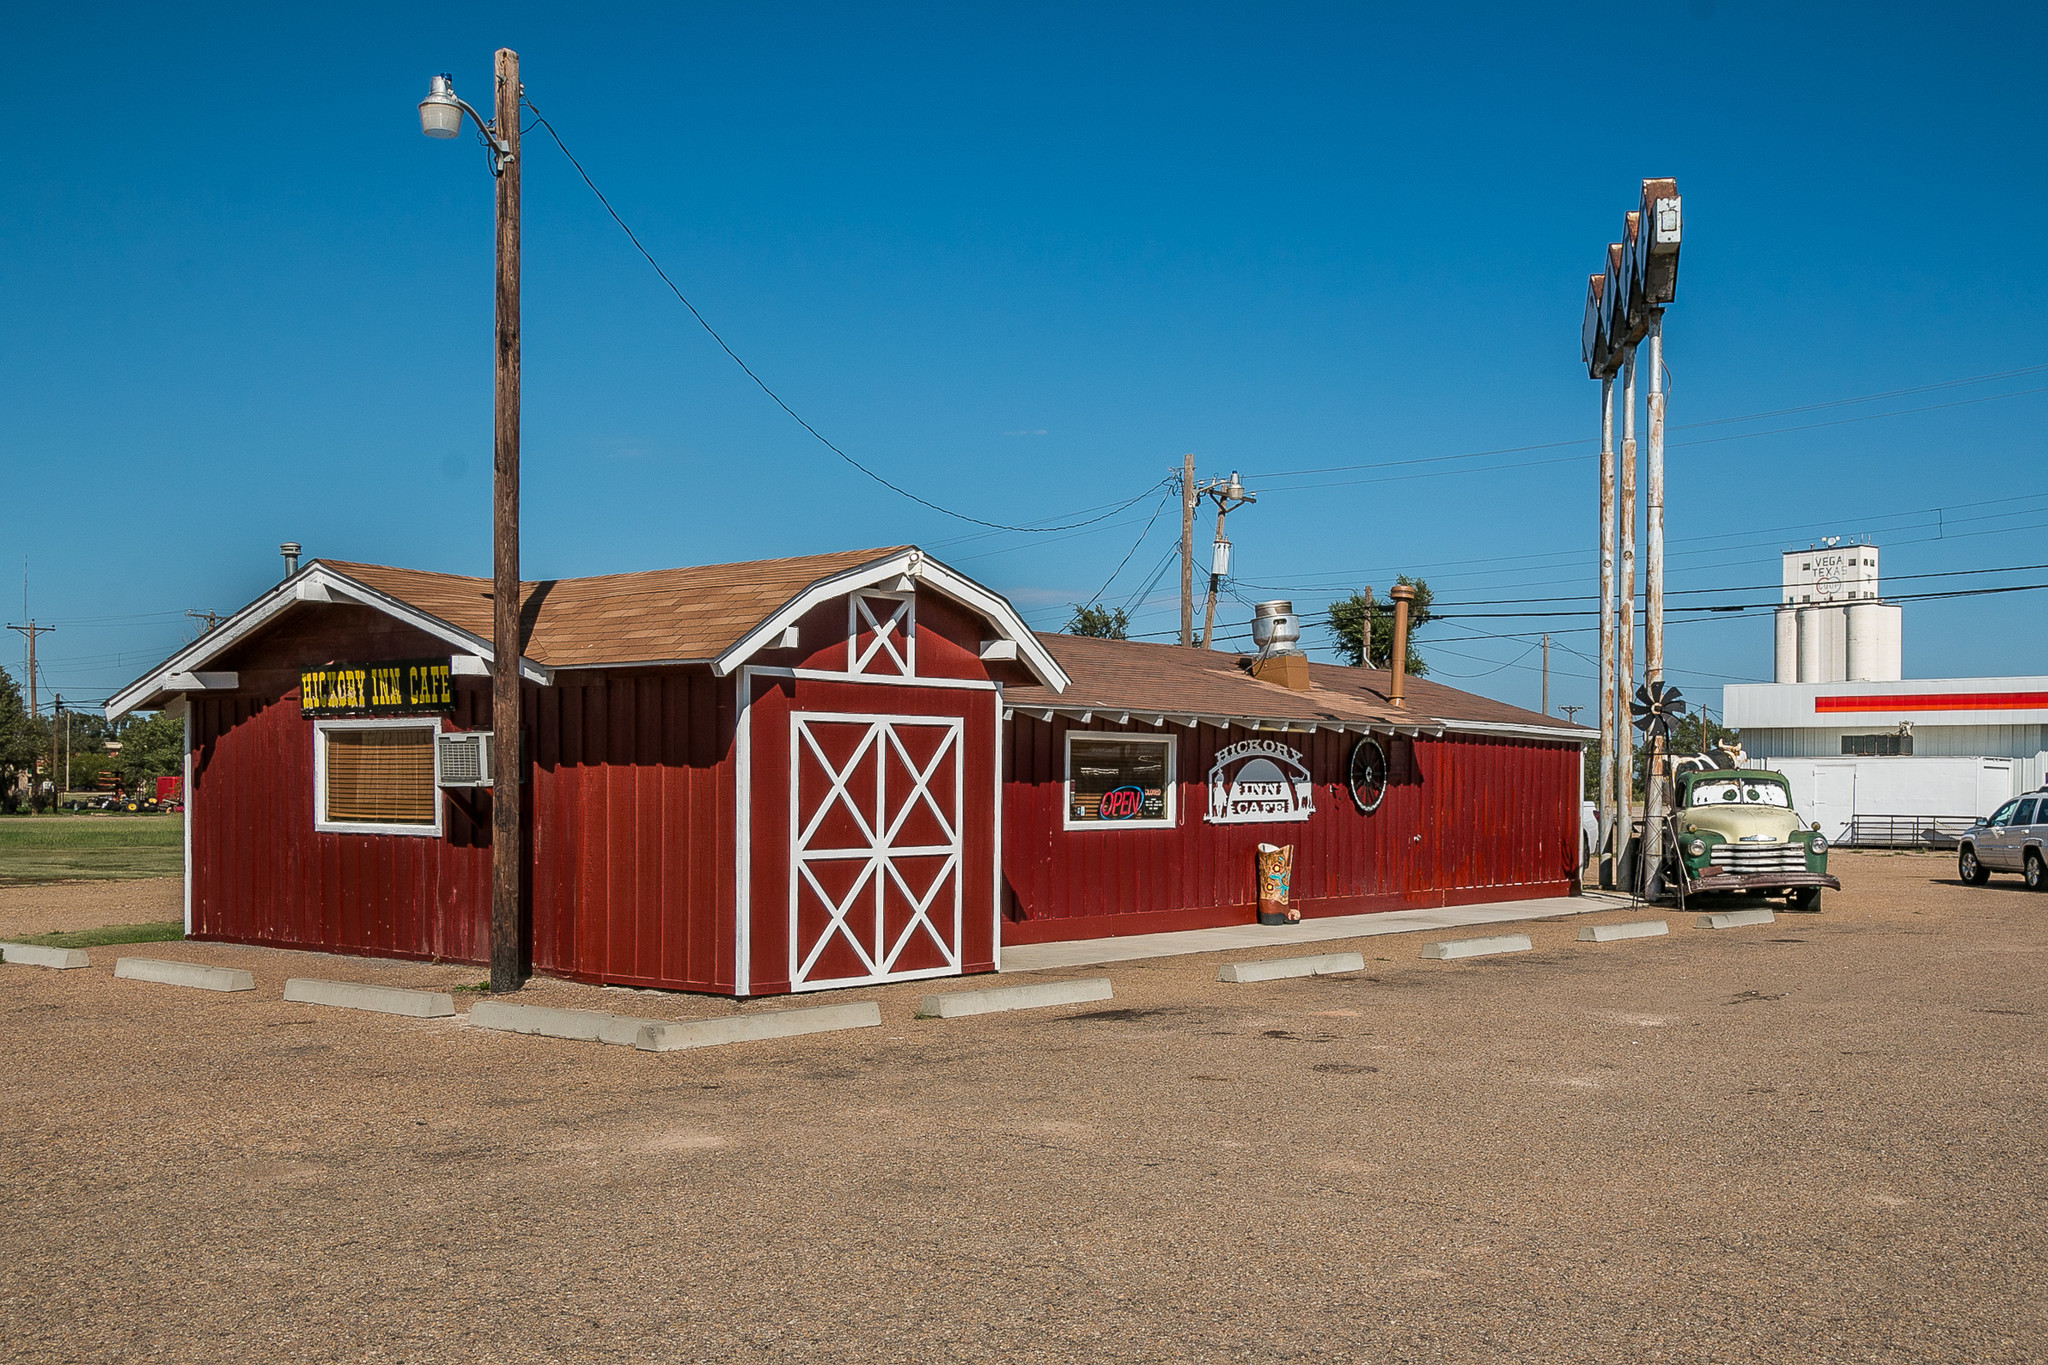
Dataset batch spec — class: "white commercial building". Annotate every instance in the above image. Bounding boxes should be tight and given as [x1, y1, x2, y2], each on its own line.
[1725, 544, 2045, 845]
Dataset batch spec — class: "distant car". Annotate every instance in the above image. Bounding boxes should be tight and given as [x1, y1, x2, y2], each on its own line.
[1957, 791, 2048, 890]
[1668, 767, 1841, 911]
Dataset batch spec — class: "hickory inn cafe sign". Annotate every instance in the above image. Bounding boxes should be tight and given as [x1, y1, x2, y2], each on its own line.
[300, 657, 456, 718]
[1205, 738, 1315, 824]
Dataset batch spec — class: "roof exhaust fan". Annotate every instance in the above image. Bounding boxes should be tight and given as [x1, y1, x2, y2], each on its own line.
[1250, 601, 1303, 656]
[1249, 600, 1312, 692]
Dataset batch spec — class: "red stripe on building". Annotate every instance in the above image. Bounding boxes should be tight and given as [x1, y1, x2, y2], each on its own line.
[1814, 691, 2048, 713]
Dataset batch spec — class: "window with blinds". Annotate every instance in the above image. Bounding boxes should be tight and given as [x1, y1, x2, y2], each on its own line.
[322, 725, 436, 827]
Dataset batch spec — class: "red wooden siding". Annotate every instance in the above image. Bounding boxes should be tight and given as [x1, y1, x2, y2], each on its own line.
[527, 669, 738, 993]
[1001, 717, 1578, 943]
[742, 673, 1000, 995]
[188, 606, 497, 962]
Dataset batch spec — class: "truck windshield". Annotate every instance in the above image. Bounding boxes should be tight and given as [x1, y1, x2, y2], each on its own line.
[1688, 778, 1792, 808]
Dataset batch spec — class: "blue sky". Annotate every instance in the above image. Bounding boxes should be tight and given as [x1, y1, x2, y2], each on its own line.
[4, 2, 2043, 718]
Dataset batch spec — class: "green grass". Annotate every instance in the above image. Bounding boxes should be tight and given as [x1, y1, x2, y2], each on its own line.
[12, 921, 185, 949]
[0, 814, 184, 884]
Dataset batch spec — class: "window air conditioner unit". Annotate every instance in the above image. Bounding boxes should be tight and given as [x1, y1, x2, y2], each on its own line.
[436, 731, 494, 788]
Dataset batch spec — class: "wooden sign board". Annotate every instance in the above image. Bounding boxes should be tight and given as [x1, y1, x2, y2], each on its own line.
[300, 657, 454, 717]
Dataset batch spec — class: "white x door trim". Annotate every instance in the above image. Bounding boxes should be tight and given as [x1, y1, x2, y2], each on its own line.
[789, 711, 963, 991]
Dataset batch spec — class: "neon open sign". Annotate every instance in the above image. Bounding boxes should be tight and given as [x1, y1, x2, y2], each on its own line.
[1096, 785, 1147, 820]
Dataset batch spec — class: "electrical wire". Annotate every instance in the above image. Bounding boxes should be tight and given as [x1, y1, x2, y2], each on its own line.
[1081, 490, 1175, 607]
[1423, 557, 2048, 610]
[1241, 363, 2048, 481]
[1430, 579, 2048, 622]
[522, 100, 1164, 534]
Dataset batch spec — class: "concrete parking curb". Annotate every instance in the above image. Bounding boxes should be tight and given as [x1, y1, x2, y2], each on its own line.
[1698, 908, 1775, 929]
[917, 978, 1113, 1018]
[113, 958, 255, 992]
[1216, 953, 1365, 983]
[1, 943, 91, 970]
[1577, 920, 1669, 943]
[1420, 934, 1532, 961]
[634, 1001, 882, 1052]
[284, 978, 456, 1018]
[466, 1000, 612, 1041]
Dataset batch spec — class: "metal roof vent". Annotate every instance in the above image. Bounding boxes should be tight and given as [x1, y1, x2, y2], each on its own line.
[1250, 601, 1302, 655]
[1248, 600, 1310, 690]
[280, 542, 302, 579]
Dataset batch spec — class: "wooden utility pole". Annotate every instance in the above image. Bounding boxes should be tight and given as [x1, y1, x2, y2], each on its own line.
[490, 46, 525, 994]
[1541, 633, 1550, 715]
[7, 621, 54, 783]
[1359, 586, 1374, 668]
[1199, 495, 1229, 650]
[1178, 453, 1196, 647]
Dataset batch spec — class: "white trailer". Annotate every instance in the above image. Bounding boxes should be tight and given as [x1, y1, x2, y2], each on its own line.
[1762, 757, 2018, 846]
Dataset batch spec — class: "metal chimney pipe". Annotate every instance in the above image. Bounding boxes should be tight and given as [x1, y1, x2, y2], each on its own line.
[1388, 584, 1415, 708]
[280, 543, 302, 579]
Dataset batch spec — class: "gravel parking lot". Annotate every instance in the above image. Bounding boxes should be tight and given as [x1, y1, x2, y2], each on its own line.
[2, 850, 2043, 1364]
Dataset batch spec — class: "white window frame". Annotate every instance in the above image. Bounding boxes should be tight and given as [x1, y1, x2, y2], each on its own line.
[313, 717, 445, 837]
[1063, 731, 1177, 831]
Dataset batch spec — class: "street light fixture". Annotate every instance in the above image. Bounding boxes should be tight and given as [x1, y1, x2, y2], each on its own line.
[417, 73, 513, 172]
[420, 51, 525, 993]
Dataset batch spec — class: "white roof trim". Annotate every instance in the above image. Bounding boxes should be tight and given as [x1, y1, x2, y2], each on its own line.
[106, 562, 551, 719]
[1436, 718, 1592, 743]
[711, 549, 1069, 691]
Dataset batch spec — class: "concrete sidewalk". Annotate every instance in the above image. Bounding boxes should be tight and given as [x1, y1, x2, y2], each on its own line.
[999, 890, 1639, 972]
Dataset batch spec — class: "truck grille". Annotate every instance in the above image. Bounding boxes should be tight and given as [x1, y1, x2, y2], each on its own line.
[1708, 842, 1806, 874]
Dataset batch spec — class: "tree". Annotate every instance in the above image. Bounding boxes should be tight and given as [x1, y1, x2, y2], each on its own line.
[1064, 604, 1130, 640]
[111, 713, 184, 793]
[1668, 709, 1739, 758]
[1324, 576, 1434, 674]
[0, 666, 29, 812]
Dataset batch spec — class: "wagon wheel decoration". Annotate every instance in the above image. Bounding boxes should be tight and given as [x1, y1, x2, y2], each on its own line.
[1630, 679, 1687, 741]
[1347, 736, 1389, 814]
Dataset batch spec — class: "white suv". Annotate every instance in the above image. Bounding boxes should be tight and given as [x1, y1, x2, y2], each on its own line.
[1958, 791, 2048, 891]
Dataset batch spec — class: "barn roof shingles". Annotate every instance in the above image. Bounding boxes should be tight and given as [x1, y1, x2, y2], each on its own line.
[1011, 632, 1582, 734]
[324, 547, 905, 668]
[320, 551, 1585, 736]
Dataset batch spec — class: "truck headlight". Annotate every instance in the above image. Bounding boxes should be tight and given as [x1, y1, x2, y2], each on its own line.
[1809, 835, 1829, 854]
[1685, 839, 1707, 858]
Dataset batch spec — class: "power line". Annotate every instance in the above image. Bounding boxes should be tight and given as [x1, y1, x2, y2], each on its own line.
[1242, 363, 2048, 482]
[1431, 579, 2048, 622]
[1083, 490, 1175, 607]
[1426, 557, 2048, 609]
[1228, 490, 2048, 594]
[523, 100, 1164, 534]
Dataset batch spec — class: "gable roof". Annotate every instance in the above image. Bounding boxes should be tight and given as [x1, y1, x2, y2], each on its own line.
[109, 546, 1067, 717]
[1003, 633, 1589, 741]
[326, 547, 903, 669]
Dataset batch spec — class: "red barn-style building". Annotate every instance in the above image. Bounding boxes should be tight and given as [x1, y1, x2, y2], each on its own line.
[111, 548, 1588, 997]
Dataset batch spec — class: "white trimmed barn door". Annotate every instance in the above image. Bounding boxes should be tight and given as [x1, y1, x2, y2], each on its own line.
[789, 712, 963, 991]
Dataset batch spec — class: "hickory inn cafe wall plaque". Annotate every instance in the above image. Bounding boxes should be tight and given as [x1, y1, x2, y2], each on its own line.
[1205, 738, 1315, 824]
[299, 658, 456, 718]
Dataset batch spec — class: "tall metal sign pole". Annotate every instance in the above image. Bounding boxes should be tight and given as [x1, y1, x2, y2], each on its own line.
[1642, 307, 1669, 885]
[1618, 335, 1638, 843]
[1582, 179, 1681, 895]
[1595, 363, 1616, 887]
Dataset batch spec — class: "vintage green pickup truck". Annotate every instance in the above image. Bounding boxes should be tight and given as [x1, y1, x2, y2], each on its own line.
[1667, 767, 1841, 911]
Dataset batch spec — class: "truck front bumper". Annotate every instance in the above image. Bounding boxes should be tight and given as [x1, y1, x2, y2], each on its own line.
[1684, 870, 1841, 894]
